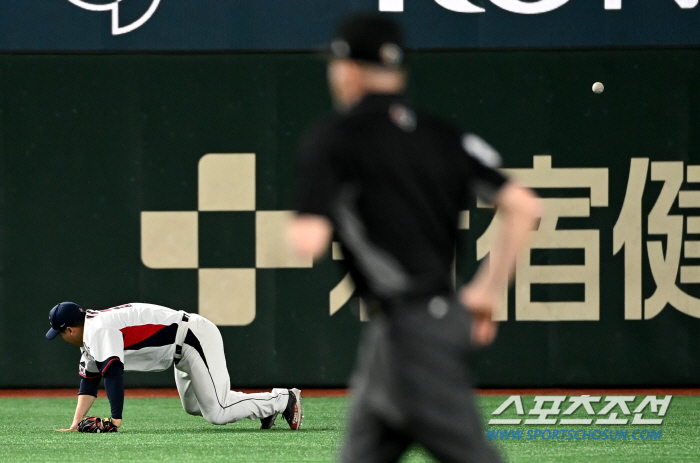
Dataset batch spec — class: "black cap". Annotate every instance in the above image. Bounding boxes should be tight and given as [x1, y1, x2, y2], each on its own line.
[46, 302, 84, 340]
[330, 13, 405, 68]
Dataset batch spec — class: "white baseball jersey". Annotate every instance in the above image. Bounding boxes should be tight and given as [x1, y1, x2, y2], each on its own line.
[79, 303, 185, 378]
[76, 302, 291, 426]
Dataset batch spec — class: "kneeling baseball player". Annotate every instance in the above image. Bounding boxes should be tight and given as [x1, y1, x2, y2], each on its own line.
[46, 301, 302, 433]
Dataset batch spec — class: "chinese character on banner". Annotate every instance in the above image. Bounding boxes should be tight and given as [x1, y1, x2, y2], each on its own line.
[476, 156, 609, 321]
[614, 160, 700, 319]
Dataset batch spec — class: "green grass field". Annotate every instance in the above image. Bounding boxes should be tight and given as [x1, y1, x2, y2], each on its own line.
[0, 395, 697, 462]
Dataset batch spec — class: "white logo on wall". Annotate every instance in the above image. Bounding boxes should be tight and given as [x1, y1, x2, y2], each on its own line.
[67, 0, 161, 35]
[141, 154, 314, 327]
[379, 0, 698, 14]
[141, 153, 372, 327]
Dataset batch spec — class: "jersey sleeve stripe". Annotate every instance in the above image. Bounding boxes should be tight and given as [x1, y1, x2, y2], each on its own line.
[121, 323, 179, 351]
[120, 324, 170, 349]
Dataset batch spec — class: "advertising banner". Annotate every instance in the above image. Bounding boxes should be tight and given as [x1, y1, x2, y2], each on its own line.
[0, 0, 699, 51]
[1, 50, 699, 388]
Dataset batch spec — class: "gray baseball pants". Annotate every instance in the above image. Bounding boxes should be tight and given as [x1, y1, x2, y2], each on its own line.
[340, 294, 503, 463]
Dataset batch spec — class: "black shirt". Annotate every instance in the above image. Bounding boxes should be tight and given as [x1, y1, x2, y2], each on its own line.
[297, 93, 508, 302]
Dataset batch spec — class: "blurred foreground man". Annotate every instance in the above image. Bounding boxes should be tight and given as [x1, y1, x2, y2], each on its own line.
[289, 13, 541, 463]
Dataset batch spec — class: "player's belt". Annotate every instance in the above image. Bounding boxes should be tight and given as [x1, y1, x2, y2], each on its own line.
[173, 312, 190, 366]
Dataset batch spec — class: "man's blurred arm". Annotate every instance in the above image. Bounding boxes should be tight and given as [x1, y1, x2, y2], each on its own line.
[461, 181, 542, 346]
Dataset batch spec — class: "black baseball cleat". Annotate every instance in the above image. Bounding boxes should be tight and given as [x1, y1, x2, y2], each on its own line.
[259, 411, 279, 429]
[282, 388, 303, 430]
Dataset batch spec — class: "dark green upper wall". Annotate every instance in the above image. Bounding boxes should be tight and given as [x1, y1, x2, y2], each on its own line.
[1, 1, 700, 50]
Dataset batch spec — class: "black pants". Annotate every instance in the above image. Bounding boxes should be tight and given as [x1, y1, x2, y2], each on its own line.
[340, 295, 503, 463]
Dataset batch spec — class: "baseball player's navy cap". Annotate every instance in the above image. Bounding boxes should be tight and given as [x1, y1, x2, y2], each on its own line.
[46, 302, 85, 340]
[329, 12, 405, 68]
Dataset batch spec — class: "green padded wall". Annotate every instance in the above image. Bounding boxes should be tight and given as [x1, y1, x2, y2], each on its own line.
[0, 50, 698, 388]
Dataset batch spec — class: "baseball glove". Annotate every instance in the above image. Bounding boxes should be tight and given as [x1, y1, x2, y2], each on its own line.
[77, 416, 119, 433]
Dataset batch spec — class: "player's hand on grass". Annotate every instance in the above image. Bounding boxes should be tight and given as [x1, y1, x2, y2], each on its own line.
[459, 282, 499, 347]
[57, 425, 79, 432]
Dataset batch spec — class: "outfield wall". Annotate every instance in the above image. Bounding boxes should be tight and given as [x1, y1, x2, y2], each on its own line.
[0, 50, 699, 388]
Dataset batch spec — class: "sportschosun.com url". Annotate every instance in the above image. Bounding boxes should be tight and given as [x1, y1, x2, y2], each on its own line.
[487, 428, 662, 441]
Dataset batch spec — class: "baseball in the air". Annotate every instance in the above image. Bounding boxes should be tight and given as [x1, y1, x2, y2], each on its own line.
[592, 82, 604, 94]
